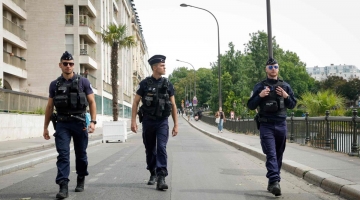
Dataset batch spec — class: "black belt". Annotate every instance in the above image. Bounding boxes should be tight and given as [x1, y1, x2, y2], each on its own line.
[57, 113, 85, 122]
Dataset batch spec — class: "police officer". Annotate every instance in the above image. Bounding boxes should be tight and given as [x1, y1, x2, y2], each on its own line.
[43, 51, 97, 199]
[247, 57, 297, 196]
[131, 54, 178, 191]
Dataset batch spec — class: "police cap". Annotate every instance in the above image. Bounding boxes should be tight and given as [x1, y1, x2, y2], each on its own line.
[148, 55, 166, 66]
[60, 51, 74, 61]
[266, 57, 278, 65]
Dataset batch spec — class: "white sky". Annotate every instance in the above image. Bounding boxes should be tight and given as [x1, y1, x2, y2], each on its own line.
[134, 0, 360, 76]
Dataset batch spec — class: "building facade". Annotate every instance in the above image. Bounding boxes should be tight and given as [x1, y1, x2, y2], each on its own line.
[1, 0, 149, 119]
[306, 64, 360, 81]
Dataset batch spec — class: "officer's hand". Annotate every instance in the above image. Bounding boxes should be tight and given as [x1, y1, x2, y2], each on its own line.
[88, 123, 95, 133]
[259, 87, 270, 98]
[172, 125, 178, 137]
[276, 86, 289, 99]
[131, 121, 137, 133]
[43, 129, 50, 140]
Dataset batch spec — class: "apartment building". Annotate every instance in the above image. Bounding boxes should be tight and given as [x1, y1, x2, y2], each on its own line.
[1, 0, 149, 118]
[306, 64, 360, 81]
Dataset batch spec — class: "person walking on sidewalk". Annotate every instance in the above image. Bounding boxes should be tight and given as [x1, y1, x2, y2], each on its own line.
[131, 54, 178, 191]
[43, 51, 97, 199]
[216, 107, 226, 133]
[247, 57, 297, 196]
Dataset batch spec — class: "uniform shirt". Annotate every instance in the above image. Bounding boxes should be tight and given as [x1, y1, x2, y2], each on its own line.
[247, 78, 297, 121]
[49, 73, 93, 98]
[136, 76, 175, 99]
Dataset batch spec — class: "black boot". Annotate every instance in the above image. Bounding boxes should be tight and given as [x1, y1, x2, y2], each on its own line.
[75, 176, 85, 192]
[147, 170, 156, 185]
[156, 176, 168, 190]
[56, 180, 69, 199]
[268, 181, 281, 196]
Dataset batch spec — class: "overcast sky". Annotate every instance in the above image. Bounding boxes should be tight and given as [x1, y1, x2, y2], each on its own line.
[134, 0, 360, 76]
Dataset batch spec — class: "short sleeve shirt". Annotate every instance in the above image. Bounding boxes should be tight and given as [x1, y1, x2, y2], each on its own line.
[49, 74, 94, 98]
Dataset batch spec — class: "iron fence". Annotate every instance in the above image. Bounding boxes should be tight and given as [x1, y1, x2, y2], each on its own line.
[202, 110, 360, 155]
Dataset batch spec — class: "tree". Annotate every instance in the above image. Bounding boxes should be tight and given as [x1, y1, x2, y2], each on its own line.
[338, 78, 360, 106]
[297, 90, 345, 116]
[97, 23, 136, 121]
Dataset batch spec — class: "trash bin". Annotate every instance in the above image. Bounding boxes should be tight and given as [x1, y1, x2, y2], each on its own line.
[102, 121, 127, 143]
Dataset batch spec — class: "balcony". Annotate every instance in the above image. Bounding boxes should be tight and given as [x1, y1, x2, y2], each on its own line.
[12, 0, 26, 11]
[80, 73, 97, 89]
[3, 51, 26, 70]
[3, 16, 26, 41]
[79, 15, 95, 32]
[79, 0, 97, 17]
[65, 14, 74, 25]
[80, 44, 96, 60]
[103, 81, 112, 94]
[79, 15, 97, 43]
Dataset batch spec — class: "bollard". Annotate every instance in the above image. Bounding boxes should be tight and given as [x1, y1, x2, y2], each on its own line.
[349, 109, 358, 156]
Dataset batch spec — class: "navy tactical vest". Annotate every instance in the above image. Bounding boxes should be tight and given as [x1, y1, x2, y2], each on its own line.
[53, 74, 88, 115]
[140, 77, 172, 119]
[258, 79, 287, 116]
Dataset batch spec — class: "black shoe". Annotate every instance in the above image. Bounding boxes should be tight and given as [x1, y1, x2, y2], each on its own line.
[268, 181, 281, 196]
[56, 180, 69, 199]
[148, 170, 156, 185]
[75, 176, 85, 192]
[156, 176, 168, 190]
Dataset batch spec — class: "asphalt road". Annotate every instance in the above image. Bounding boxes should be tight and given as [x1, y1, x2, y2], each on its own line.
[0, 117, 344, 200]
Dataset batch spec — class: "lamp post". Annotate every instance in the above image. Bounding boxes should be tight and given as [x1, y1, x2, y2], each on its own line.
[180, 3, 221, 108]
[176, 59, 196, 97]
[266, 0, 273, 58]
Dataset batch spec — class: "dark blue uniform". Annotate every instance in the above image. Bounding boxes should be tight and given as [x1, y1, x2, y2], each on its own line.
[247, 78, 297, 184]
[136, 76, 175, 176]
[49, 74, 93, 184]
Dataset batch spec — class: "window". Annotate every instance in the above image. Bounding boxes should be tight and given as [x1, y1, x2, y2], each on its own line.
[65, 34, 74, 55]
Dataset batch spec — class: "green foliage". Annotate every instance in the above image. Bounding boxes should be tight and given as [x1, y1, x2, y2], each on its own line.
[34, 107, 45, 115]
[0, 78, 2, 87]
[297, 90, 345, 116]
[97, 23, 136, 121]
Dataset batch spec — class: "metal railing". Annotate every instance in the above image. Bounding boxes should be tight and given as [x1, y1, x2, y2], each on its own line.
[65, 14, 74, 25]
[79, 44, 96, 60]
[12, 0, 26, 11]
[3, 17, 26, 40]
[103, 81, 112, 94]
[0, 89, 47, 113]
[79, 15, 95, 33]
[3, 51, 26, 70]
[202, 110, 360, 155]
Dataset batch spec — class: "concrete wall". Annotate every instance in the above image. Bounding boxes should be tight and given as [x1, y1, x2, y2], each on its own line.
[0, 113, 131, 141]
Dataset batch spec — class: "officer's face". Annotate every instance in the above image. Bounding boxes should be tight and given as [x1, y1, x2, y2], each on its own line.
[265, 64, 279, 78]
[59, 60, 75, 75]
[153, 63, 166, 75]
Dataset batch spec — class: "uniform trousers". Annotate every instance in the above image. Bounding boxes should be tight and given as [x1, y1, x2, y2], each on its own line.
[54, 121, 89, 184]
[259, 121, 287, 184]
[142, 116, 169, 176]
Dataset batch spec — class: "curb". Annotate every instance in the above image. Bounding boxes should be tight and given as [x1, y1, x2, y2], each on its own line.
[186, 118, 360, 200]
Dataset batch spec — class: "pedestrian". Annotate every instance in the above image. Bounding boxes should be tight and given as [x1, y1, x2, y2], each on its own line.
[43, 51, 97, 199]
[131, 54, 178, 191]
[216, 107, 226, 133]
[83, 69, 89, 78]
[247, 57, 297, 196]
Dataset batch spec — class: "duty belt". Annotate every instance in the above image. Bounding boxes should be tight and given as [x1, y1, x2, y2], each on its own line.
[57, 113, 85, 122]
[258, 118, 283, 123]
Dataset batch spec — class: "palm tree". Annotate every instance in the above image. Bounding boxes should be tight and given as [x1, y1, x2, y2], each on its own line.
[297, 90, 345, 116]
[97, 23, 136, 121]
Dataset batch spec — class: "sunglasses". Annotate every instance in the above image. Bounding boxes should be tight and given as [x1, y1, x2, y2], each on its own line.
[268, 65, 279, 70]
[62, 62, 74, 67]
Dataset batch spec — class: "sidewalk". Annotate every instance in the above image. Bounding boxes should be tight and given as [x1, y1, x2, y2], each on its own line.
[185, 117, 360, 200]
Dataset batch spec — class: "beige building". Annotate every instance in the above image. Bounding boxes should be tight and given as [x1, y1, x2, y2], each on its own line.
[1, 0, 149, 118]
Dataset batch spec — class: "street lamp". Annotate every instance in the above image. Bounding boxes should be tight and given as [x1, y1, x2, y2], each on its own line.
[180, 3, 222, 108]
[176, 59, 196, 97]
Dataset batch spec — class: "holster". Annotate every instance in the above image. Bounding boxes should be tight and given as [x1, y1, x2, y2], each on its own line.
[138, 109, 143, 123]
[254, 113, 260, 130]
[51, 113, 57, 130]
